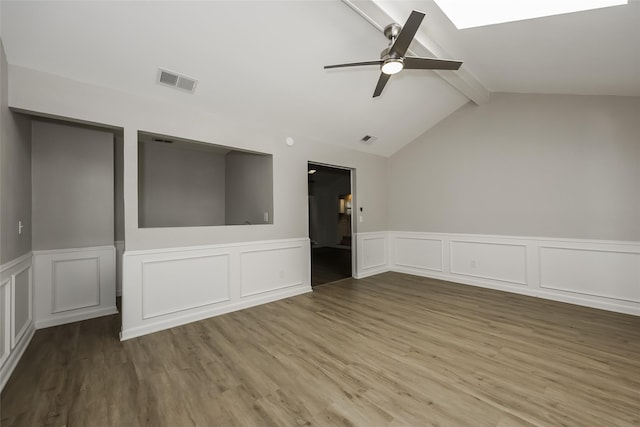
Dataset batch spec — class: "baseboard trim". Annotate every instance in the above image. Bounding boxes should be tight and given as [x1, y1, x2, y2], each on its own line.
[0, 323, 35, 392]
[354, 266, 388, 279]
[35, 306, 118, 329]
[120, 284, 311, 341]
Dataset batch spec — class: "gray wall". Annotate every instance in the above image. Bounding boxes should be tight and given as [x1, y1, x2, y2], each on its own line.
[138, 140, 226, 228]
[10, 66, 389, 250]
[114, 134, 125, 241]
[32, 120, 114, 250]
[388, 93, 640, 241]
[0, 40, 32, 264]
[225, 151, 273, 225]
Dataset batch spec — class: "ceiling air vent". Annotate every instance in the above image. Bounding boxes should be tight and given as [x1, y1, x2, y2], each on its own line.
[360, 135, 377, 145]
[157, 68, 198, 93]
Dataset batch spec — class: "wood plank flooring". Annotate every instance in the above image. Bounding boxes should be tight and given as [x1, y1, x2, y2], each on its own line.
[2, 272, 640, 426]
[311, 247, 352, 287]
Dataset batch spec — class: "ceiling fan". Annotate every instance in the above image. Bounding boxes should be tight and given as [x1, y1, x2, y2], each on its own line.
[324, 10, 463, 98]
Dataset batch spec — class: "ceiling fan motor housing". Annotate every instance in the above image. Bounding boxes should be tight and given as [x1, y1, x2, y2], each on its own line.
[384, 22, 402, 42]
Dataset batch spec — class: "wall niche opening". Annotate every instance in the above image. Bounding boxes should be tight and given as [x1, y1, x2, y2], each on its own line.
[138, 131, 273, 228]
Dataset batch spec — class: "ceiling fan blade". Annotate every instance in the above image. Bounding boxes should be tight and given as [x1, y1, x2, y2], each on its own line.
[390, 10, 425, 57]
[373, 73, 390, 98]
[403, 56, 463, 71]
[324, 60, 383, 70]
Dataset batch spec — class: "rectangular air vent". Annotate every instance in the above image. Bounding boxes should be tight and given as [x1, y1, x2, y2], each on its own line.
[157, 68, 198, 93]
[360, 135, 377, 145]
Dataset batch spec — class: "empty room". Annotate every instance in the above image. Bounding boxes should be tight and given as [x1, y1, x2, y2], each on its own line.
[1, 1, 639, 426]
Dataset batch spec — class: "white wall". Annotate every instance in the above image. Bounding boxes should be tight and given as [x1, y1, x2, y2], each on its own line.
[138, 140, 226, 228]
[389, 93, 640, 242]
[31, 120, 114, 250]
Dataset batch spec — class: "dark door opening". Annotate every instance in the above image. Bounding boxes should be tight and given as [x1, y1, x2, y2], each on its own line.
[308, 162, 353, 286]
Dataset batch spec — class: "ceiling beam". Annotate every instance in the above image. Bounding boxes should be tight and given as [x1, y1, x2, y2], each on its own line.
[342, 0, 490, 105]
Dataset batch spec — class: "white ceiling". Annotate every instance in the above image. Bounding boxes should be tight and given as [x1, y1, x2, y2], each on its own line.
[1, 1, 638, 157]
[378, 0, 640, 96]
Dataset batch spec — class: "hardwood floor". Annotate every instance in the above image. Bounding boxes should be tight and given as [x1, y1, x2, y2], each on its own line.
[2, 272, 640, 426]
[311, 247, 352, 287]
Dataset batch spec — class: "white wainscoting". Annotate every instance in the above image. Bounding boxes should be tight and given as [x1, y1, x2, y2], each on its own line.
[0, 252, 35, 392]
[449, 240, 528, 285]
[115, 240, 125, 296]
[354, 232, 389, 279]
[33, 246, 117, 329]
[358, 231, 640, 316]
[539, 245, 640, 303]
[392, 236, 443, 272]
[121, 238, 311, 340]
[142, 253, 230, 319]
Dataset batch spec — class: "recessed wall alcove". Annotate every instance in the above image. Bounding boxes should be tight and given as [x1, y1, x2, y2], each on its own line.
[137, 132, 274, 228]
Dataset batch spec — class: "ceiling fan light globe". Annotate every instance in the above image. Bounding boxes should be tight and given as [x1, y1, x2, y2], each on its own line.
[381, 59, 403, 75]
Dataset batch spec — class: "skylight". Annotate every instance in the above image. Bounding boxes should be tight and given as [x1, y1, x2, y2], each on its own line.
[434, 0, 628, 29]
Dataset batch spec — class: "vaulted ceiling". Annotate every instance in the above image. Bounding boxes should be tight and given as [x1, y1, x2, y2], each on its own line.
[1, 1, 638, 156]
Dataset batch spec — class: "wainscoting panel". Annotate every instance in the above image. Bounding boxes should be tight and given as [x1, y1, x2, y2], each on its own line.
[450, 240, 527, 285]
[0, 253, 35, 392]
[355, 233, 388, 278]
[121, 238, 311, 340]
[142, 254, 230, 319]
[240, 245, 305, 297]
[540, 246, 640, 302]
[381, 232, 640, 316]
[393, 236, 443, 272]
[33, 246, 117, 329]
[11, 266, 32, 347]
[0, 280, 10, 369]
[52, 257, 100, 313]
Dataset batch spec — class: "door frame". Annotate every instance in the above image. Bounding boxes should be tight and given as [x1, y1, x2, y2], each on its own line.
[307, 161, 357, 281]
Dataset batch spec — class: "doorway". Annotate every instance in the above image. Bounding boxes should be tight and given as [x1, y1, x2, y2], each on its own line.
[308, 162, 353, 286]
